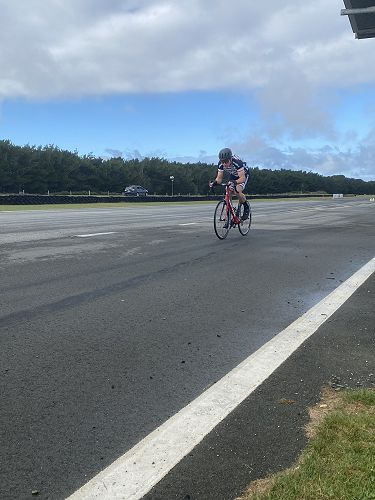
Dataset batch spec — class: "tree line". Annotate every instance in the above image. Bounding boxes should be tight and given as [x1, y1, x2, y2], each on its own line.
[0, 140, 374, 195]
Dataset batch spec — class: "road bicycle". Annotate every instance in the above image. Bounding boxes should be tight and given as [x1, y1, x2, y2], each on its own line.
[211, 183, 252, 240]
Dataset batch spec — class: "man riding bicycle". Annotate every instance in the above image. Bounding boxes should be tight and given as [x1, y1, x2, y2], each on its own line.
[210, 148, 250, 225]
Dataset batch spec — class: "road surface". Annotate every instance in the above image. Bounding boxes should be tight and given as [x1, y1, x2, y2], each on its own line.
[0, 197, 374, 499]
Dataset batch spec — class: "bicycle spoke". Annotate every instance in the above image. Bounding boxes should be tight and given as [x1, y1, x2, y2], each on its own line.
[238, 203, 252, 236]
[214, 201, 230, 239]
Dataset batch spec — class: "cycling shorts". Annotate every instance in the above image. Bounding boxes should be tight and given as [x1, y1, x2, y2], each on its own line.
[230, 171, 249, 191]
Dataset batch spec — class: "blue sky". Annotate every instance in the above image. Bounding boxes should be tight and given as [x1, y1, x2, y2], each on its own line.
[0, 0, 375, 181]
[1, 92, 255, 159]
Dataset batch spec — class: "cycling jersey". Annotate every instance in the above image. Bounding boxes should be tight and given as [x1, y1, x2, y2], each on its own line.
[217, 155, 249, 181]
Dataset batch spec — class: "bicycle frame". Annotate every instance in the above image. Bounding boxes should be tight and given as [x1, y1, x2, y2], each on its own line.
[223, 184, 241, 227]
[212, 182, 251, 239]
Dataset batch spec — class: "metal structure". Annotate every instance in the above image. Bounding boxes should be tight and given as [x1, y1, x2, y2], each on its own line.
[341, 1, 375, 39]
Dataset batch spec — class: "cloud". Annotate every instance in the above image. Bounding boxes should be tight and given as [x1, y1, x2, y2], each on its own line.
[107, 131, 375, 181]
[1, 0, 373, 143]
[255, 67, 337, 140]
[1, 0, 374, 100]
[104, 148, 123, 158]
[103, 147, 167, 160]
[228, 132, 375, 181]
[165, 130, 371, 181]
[1, 0, 375, 179]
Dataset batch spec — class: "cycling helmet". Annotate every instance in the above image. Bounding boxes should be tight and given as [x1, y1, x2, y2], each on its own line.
[218, 147, 232, 162]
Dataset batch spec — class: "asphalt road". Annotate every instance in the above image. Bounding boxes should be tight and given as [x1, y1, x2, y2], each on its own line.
[0, 198, 374, 499]
[145, 271, 375, 500]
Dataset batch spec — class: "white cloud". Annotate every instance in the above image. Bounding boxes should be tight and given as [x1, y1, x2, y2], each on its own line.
[1, 0, 374, 100]
[226, 132, 375, 181]
[1, 0, 375, 179]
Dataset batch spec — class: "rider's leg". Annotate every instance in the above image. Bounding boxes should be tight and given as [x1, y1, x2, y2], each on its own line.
[236, 185, 246, 204]
[236, 185, 250, 220]
[223, 191, 232, 228]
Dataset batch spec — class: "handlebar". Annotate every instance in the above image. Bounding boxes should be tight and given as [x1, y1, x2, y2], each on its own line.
[209, 181, 237, 194]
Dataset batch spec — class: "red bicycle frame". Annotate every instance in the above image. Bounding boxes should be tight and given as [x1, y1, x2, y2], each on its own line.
[223, 184, 241, 226]
[212, 181, 251, 239]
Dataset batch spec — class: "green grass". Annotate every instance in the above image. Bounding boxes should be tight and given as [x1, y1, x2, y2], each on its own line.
[343, 388, 375, 407]
[0, 201, 220, 211]
[0, 197, 347, 212]
[240, 388, 375, 500]
[1, 193, 372, 212]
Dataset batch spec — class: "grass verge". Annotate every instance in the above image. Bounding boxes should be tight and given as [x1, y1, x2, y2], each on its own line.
[238, 387, 375, 500]
[0, 197, 349, 212]
[0, 201, 223, 211]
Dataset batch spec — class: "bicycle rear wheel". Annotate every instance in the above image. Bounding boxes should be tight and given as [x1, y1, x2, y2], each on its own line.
[214, 200, 230, 240]
[238, 203, 252, 236]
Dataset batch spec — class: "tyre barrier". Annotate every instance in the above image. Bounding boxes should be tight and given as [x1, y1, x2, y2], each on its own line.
[0, 194, 216, 204]
[0, 193, 331, 205]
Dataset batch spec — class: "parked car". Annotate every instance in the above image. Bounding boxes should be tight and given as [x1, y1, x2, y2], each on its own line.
[122, 185, 148, 196]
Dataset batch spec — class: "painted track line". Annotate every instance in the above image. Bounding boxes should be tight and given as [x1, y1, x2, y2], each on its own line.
[68, 256, 375, 500]
[74, 232, 117, 238]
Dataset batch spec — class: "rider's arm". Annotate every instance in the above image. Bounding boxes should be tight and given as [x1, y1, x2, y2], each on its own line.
[215, 170, 224, 184]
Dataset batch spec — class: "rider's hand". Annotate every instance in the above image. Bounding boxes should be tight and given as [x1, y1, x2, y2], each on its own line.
[209, 180, 217, 188]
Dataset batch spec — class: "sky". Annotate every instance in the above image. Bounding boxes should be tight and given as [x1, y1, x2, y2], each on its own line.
[1, 0, 375, 181]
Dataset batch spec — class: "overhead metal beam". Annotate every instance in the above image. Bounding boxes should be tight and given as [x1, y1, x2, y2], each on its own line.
[341, 6, 375, 14]
[342, 1, 375, 39]
[356, 29, 375, 38]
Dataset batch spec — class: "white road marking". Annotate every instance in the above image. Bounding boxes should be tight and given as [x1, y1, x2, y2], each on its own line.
[179, 222, 199, 226]
[68, 255, 375, 500]
[74, 232, 117, 238]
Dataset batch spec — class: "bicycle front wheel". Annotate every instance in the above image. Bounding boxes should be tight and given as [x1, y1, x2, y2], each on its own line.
[214, 200, 230, 240]
[238, 203, 252, 236]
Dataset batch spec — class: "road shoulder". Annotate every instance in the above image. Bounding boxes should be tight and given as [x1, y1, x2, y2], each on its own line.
[144, 274, 375, 500]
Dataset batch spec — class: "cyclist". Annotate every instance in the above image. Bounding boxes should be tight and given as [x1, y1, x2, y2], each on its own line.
[210, 147, 250, 224]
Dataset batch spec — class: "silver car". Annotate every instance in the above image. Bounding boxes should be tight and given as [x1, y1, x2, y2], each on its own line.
[123, 185, 149, 196]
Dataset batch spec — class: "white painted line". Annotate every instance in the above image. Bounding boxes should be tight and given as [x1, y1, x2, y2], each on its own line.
[179, 222, 199, 226]
[68, 256, 375, 500]
[75, 232, 117, 238]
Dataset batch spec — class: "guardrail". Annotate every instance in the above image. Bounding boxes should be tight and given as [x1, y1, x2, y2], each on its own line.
[0, 193, 335, 205]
